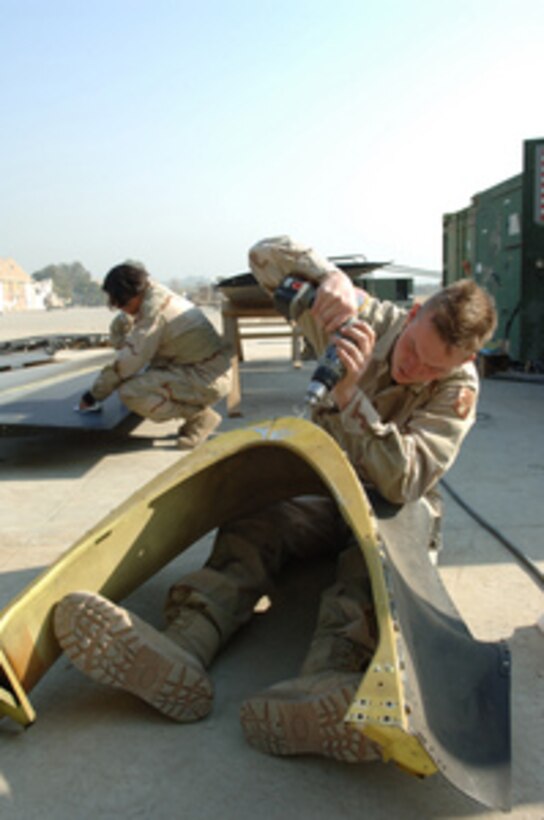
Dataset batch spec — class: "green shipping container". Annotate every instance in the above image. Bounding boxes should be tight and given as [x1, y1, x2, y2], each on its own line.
[442, 138, 544, 367]
[520, 139, 544, 365]
[472, 174, 523, 359]
[442, 205, 475, 286]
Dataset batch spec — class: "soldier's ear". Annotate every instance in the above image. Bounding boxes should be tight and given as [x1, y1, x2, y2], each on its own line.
[406, 303, 422, 323]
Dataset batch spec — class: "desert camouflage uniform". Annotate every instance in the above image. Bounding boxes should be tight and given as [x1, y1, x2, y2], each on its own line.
[90, 281, 231, 422]
[164, 236, 480, 682]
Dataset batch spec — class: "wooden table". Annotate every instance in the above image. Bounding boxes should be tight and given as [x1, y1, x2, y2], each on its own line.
[221, 300, 302, 416]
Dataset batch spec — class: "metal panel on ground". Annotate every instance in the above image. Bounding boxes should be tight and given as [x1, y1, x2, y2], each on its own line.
[348, 494, 511, 812]
[0, 351, 130, 431]
[0, 418, 510, 809]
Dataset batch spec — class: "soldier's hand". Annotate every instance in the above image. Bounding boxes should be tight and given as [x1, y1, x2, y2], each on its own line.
[78, 390, 97, 411]
[331, 320, 376, 410]
[311, 270, 358, 334]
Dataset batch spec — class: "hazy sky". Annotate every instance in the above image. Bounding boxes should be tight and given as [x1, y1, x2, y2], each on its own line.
[2, 0, 542, 282]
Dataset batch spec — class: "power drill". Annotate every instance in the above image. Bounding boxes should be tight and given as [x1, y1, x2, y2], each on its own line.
[273, 275, 352, 406]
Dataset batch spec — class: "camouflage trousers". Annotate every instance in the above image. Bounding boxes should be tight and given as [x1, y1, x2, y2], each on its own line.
[164, 496, 380, 674]
[118, 349, 232, 422]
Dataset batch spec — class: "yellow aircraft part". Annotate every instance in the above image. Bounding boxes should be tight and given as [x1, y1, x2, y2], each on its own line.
[0, 417, 435, 776]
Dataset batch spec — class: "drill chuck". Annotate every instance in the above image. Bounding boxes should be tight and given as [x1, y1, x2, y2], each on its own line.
[305, 379, 329, 406]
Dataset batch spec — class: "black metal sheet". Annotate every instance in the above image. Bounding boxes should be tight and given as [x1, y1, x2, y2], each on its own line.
[0, 369, 129, 431]
[0, 351, 54, 371]
[370, 493, 511, 810]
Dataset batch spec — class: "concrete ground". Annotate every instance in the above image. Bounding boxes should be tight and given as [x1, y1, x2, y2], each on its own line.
[0, 308, 542, 819]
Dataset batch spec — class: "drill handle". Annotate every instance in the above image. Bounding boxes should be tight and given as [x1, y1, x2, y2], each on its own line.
[273, 275, 317, 321]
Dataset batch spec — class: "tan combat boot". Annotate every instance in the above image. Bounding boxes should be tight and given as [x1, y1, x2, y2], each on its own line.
[177, 407, 221, 449]
[239, 670, 379, 762]
[240, 546, 380, 761]
[53, 591, 214, 722]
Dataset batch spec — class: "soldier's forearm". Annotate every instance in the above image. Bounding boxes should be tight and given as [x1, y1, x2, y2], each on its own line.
[90, 363, 121, 402]
[248, 235, 341, 293]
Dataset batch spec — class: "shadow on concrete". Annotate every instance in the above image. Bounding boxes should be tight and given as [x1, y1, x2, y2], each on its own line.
[0, 567, 50, 612]
[0, 418, 179, 481]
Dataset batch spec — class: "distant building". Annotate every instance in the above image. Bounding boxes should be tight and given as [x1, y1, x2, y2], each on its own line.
[0, 258, 55, 312]
[443, 138, 544, 366]
[0, 258, 32, 312]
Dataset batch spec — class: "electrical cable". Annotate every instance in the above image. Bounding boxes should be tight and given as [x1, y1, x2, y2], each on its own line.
[440, 478, 544, 589]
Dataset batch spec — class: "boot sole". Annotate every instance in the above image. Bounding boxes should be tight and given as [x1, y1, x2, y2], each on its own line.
[240, 684, 379, 762]
[54, 592, 213, 723]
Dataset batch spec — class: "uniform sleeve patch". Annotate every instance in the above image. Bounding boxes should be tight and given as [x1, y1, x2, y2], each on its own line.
[349, 404, 369, 428]
[453, 387, 475, 419]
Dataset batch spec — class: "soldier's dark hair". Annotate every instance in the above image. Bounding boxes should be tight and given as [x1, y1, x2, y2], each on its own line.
[102, 263, 149, 308]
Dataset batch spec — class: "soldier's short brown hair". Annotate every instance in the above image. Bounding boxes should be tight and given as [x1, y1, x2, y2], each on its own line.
[420, 279, 497, 353]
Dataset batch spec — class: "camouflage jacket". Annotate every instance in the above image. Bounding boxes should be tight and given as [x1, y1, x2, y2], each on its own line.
[249, 235, 479, 505]
[91, 281, 228, 401]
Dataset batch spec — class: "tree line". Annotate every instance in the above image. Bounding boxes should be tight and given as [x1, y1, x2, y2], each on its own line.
[32, 263, 105, 307]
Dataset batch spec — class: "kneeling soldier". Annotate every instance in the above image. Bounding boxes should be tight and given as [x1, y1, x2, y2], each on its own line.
[78, 263, 231, 448]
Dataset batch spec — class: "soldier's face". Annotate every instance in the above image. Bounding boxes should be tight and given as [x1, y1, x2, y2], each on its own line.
[119, 293, 144, 316]
[392, 307, 474, 385]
